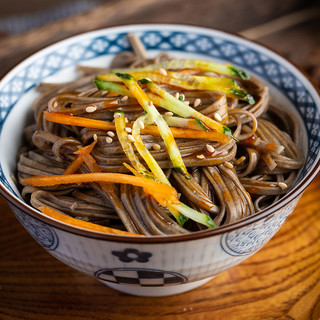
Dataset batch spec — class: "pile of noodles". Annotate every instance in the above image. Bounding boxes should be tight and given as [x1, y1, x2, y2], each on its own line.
[16, 35, 304, 236]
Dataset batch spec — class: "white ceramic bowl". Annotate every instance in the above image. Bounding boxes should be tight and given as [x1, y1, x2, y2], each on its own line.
[1, 24, 320, 297]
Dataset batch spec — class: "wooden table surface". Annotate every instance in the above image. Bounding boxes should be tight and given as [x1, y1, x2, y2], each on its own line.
[0, 1, 320, 319]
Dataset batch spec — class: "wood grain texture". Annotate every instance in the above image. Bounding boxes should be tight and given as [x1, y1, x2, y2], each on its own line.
[1, 174, 320, 320]
[0, 1, 320, 319]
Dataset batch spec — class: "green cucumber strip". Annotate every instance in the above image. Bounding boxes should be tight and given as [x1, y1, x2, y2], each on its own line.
[116, 73, 189, 178]
[140, 79, 233, 137]
[163, 116, 208, 131]
[172, 203, 217, 228]
[114, 111, 150, 176]
[111, 58, 250, 80]
[94, 80, 133, 97]
[131, 115, 169, 185]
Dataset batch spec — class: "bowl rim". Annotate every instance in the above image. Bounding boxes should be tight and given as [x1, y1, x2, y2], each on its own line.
[1, 23, 320, 244]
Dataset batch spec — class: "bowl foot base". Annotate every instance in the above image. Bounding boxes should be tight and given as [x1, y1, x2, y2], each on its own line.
[101, 277, 213, 297]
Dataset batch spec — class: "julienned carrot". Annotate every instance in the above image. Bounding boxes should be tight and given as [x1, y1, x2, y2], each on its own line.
[64, 155, 84, 175]
[143, 126, 228, 143]
[22, 173, 179, 207]
[44, 112, 228, 142]
[78, 148, 116, 194]
[44, 112, 115, 131]
[39, 206, 141, 236]
[64, 140, 97, 174]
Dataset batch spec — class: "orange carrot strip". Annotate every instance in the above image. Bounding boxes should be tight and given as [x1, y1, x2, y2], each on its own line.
[142, 126, 228, 143]
[44, 112, 115, 131]
[64, 156, 85, 175]
[22, 173, 179, 207]
[39, 206, 141, 236]
[74, 141, 115, 194]
[44, 112, 227, 142]
[64, 140, 97, 174]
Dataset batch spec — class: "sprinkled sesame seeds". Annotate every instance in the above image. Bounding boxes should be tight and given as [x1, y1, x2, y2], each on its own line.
[184, 100, 190, 105]
[175, 92, 180, 99]
[164, 111, 173, 116]
[148, 101, 154, 107]
[114, 113, 121, 119]
[194, 98, 201, 108]
[93, 134, 98, 141]
[128, 134, 135, 143]
[138, 120, 144, 129]
[159, 68, 167, 76]
[125, 117, 129, 123]
[205, 144, 215, 154]
[53, 101, 59, 108]
[214, 112, 222, 122]
[225, 161, 234, 169]
[152, 144, 161, 150]
[197, 154, 205, 160]
[278, 182, 287, 189]
[107, 131, 115, 137]
[106, 137, 113, 144]
[125, 127, 132, 133]
[120, 95, 128, 102]
[86, 105, 97, 113]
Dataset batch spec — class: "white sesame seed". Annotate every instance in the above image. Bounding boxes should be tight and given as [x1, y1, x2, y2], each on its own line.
[86, 105, 97, 113]
[107, 131, 115, 137]
[159, 68, 167, 76]
[114, 113, 121, 119]
[120, 95, 128, 102]
[148, 100, 154, 107]
[152, 144, 161, 150]
[214, 112, 222, 122]
[93, 134, 98, 141]
[206, 144, 215, 154]
[145, 77, 152, 82]
[128, 134, 135, 143]
[278, 182, 287, 189]
[278, 145, 285, 153]
[53, 101, 59, 108]
[184, 100, 190, 105]
[125, 117, 129, 123]
[175, 92, 180, 99]
[194, 98, 201, 108]
[197, 154, 205, 159]
[138, 120, 145, 129]
[106, 137, 113, 144]
[70, 202, 77, 211]
[225, 161, 234, 169]
[125, 127, 132, 133]
[164, 111, 173, 116]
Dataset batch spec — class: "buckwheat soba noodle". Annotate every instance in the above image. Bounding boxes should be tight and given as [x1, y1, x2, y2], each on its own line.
[17, 34, 304, 236]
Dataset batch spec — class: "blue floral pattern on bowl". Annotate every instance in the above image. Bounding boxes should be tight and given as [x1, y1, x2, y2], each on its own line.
[220, 198, 299, 256]
[14, 210, 59, 251]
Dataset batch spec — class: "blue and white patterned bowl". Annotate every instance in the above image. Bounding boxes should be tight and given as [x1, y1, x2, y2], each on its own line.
[0, 24, 320, 297]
